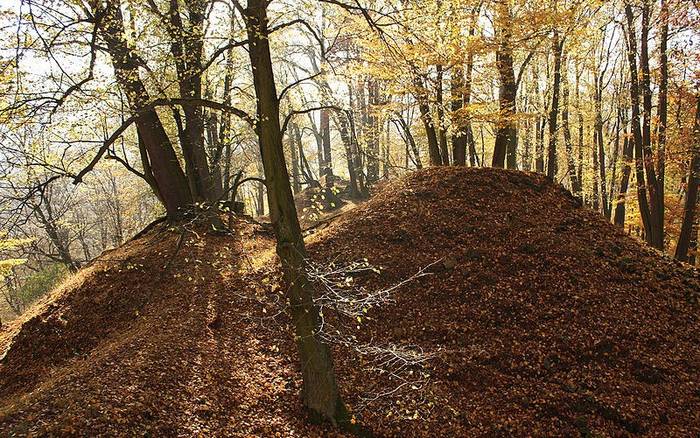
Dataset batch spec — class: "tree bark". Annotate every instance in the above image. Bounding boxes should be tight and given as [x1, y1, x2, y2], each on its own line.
[638, 1, 664, 248]
[614, 105, 634, 227]
[657, 0, 669, 243]
[99, 0, 192, 219]
[289, 123, 302, 194]
[493, 0, 517, 169]
[436, 65, 450, 165]
[395, 114, 422, 169]
[414, 74, 443, 166]
[335, 111, 363, 198]
[675, 95, 700, 262]
[320, 108, 333, 180]
[562, 67, 581, 194]
[366, 80, 381, 183]
[624, 4, 656, 247]
[546, 31, 563, 179]
[166, 0, 215, 202]
[243, 0, 350, 426]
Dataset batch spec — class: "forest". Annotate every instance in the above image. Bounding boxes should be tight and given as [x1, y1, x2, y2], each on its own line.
[0, 0, 699, 436]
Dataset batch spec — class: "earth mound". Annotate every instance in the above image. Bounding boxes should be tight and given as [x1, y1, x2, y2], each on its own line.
[0, 167, 698, 437]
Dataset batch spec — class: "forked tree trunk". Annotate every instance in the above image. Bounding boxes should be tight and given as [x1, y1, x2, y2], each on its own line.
[99, 0, 191, 219]
[243, 0, 351, 427]
[394, 114, 423, 169]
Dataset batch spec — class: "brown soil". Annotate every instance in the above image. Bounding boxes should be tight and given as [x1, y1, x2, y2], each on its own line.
[1, 167, 698, 437]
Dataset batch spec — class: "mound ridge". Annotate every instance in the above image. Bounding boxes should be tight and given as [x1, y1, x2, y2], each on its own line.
[1, 167, 699, 437]
[307, 167, 700, 436]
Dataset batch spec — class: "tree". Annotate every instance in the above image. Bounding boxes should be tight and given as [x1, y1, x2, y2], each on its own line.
[546, 29, 563, 179]
[492, 0, 517, 169]
[239, 0, 351, 427]
[675, 94, 700, 262]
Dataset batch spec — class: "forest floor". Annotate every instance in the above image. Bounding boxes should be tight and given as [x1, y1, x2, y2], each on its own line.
[1, 167, 699, 437]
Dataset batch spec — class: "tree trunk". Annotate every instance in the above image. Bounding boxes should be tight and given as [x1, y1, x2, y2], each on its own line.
[289, 123, 302, 194]
[35, 196, 79, 273]
[546, 31, 563, 180]
[320, 108, 333, 180]
[436, 65, 450, 165]
[366, 80, 380, 183]
[395, 114, 422, 169]
[493, 1, 517, 169]
[624, 4, 656, 247]
[675, 95, 700, 262]
[414, 74, 443, 166]
[562, 69, 581, 194]
[167, 0, 214, 203]
[592, 129, 600, 211]
[99, 0, 191, 219]
[335, 112, 362, 198]
[614, 108, 633, 227]
[451, 65, 467, 166]
[657, 0, 669, 243]
[594, 87, 609, 217]
[243, 0, 350, 426]
[639, 1, 664, 248]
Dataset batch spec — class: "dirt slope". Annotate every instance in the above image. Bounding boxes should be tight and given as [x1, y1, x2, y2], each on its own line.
[1, 167, 699, 437]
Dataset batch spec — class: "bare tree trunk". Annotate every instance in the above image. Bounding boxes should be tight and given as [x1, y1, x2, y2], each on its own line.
[639, 1, 664, 248]
[592, 129, 600, 211]
[289, 124, 302, 194]
[608, 101, 622, 217]
[414, 74, 443, 166]
[436, 65, 450, 165]
[243, 0, 351, 427]
[594, 89, 609, 217]
[451, 64, 467, 166]
[614, 108, 633, 226]
[167, 0, 214, 203]
[366, 80, 380, 183]
[395, 114, 422, 169]
[675, 95, 700, 262]
[493, 0, 517, 169]
[624, 4, 656, 247]
[657, 0, 669, 243]
[534, 63, 546, 173]
[546, 30, 563, 179]
[336, 112, 362, 197]
[34, 195, 79, 273]
[320, 108, 333, 180]
[562, 66, 581, 194]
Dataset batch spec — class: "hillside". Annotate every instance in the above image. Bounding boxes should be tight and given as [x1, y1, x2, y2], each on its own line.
[1, 167, 699, 436]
